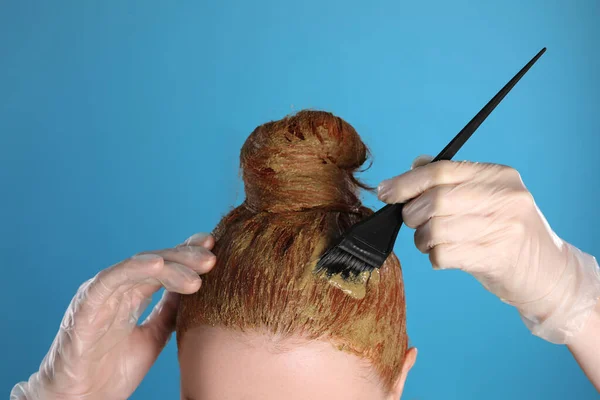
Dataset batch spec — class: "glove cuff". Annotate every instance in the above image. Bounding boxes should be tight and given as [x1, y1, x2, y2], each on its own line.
[519, 243, 600, 344]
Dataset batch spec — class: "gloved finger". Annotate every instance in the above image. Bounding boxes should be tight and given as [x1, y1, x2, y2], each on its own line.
[66, 261, 199, 344]
[176, 232, 215, 250]
[428, 241, 504, 275]
[377, 160, 478, 204]
[411, 154, 434, 170]
[136, 246, 216, 275]
[137, 290, 181, 364]
[113, 244, 216, 301]
[87, 254, 166, 304]
[413, 214, 493, 254]
[151, 261, 203, 293]
[117, 260, 204, 300]
[109, 254, 211, 310]
[80, 256, 201, 316]
[84, 242, 216, 314]
[401, 182, 510, 229]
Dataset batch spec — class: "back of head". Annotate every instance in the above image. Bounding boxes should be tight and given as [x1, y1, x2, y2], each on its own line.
[177, 110, 407, 392]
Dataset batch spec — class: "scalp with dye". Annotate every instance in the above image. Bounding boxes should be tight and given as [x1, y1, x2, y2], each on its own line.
[176, 110, 408, 393]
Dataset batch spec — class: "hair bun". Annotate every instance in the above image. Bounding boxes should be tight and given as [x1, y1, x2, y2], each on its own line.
[241, 110, 369, 213]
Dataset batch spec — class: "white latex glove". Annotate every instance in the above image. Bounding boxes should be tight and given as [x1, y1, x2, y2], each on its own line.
[377, 157, 600, 344]
[11, 233, 216, 400]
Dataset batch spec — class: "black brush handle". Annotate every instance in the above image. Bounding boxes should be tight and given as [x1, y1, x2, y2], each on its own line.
[432, 47, 546, 162]
[362, 48, 547, 256]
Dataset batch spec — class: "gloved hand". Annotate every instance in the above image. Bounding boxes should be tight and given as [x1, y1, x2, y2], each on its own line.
[377, 156, 600, 344]
[11, 233, 216, 400]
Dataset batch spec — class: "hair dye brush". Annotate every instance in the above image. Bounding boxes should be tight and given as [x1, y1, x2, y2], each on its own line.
[316, 47, 547, 278]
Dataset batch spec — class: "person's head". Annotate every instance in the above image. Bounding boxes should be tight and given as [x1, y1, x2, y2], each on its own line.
[176, 110, 416, 399]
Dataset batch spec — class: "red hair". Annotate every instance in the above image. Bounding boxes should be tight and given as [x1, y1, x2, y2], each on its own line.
[177, 110, 407, 392]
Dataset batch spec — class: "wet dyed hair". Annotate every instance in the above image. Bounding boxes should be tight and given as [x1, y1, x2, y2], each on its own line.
[176, 110, 407, 392]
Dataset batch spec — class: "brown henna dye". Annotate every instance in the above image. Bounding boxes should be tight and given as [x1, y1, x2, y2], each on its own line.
[176, 110, 408, 392]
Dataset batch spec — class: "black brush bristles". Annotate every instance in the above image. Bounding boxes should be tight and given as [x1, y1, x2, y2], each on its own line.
[316, 203, 404, 278]
[315, 47, 547, 279]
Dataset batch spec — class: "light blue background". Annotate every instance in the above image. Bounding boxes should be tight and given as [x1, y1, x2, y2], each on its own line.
[1, 1, 598, 399]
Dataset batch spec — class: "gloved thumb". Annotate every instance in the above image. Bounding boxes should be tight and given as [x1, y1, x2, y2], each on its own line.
[411, 154, 434, 170]
[138, 290, 181, 362]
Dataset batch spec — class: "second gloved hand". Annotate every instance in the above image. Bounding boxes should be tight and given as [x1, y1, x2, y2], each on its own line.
[377, 157, 600, 344]
[10, 233, 216, 400]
